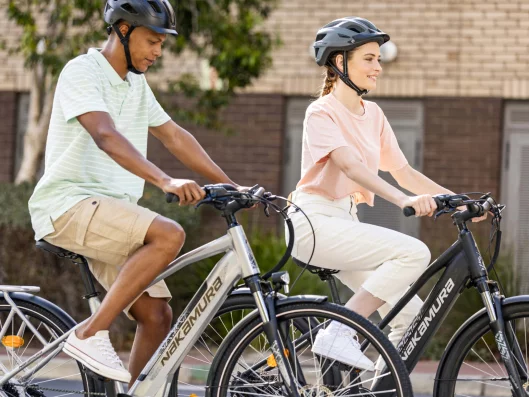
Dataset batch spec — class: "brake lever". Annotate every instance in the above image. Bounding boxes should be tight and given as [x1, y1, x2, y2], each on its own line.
[195, 198, 215, 209]
[264, 193, 277, 201]
[434, 208, 452, 220]
[263, 202, 270, 217]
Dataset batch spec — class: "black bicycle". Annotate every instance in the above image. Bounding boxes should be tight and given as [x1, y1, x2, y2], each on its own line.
[297, 192, 529, 397]
[180, 191, 529, 397]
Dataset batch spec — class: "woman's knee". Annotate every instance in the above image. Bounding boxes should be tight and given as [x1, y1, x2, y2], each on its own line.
[416, 241, 431, 267]
[406, 240, 431, 271]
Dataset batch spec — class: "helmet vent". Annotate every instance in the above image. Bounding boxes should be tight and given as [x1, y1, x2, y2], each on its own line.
[347, 27, 361, 34]
[161, 0, 176, 26]
[120, 3, 138, 14]
[316, 34, 326, 41]
[148, 1, 162, 13]
[338, 34, 350, 38]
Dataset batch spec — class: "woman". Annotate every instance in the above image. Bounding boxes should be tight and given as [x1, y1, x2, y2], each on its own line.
[289, 17, 486, 370]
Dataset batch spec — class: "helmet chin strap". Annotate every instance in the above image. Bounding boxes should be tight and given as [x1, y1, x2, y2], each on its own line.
[112, 24, 143, 75]
[328, 51, 369, 96]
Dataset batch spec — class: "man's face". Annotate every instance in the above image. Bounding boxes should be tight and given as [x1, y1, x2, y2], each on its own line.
[125, 25, 167, 73]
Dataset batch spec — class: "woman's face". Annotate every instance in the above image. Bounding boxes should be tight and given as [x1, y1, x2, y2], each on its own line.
[338, 42, 382, 92]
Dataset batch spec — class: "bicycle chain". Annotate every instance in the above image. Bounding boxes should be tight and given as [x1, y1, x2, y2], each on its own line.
[28, 386, 106, 396]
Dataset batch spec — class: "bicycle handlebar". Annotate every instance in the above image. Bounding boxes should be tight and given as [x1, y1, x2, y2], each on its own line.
[403, 194, 497, 219]
[166, 184, 244, 203]
[166, 183, 293, 280]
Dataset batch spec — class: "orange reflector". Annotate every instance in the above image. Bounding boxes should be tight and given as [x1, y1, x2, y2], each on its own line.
[190, 394, 198, 397]
[267, 349, 290, 368]
[2, 335, 24, 348]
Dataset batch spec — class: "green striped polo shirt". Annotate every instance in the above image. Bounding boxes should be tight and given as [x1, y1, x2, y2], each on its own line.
[28, 48, 171, 241]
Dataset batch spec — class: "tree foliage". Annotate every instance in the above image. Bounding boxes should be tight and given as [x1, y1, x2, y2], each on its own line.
[2, 0, 279, 182]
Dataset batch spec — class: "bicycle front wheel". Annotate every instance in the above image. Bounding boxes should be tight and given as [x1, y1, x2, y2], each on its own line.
[207, 301, 413, 397]
[0, 297, 105, 397]
[435, 300, 529, 397]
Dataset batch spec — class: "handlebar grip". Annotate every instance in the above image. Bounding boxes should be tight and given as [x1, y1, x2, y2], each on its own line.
[403, 196, 445, 217]
[165, 193, 180, 203]
[403, 207, 415, 217]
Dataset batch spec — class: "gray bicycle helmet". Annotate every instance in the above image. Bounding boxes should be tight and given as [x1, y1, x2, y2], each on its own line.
[313, 17, 389, 96]
[104, 0, 178, 74]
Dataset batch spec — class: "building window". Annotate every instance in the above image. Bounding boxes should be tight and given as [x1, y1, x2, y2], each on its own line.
[501, 102, 529, 293]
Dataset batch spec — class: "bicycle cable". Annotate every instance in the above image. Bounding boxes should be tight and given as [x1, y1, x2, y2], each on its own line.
[242, 192, 317, 295]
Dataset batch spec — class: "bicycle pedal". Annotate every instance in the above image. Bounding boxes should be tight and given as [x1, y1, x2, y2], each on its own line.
[84, 368, 112, 382]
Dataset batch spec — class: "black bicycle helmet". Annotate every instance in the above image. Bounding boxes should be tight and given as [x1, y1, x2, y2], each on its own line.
[313, 17, 390, 96]
[104, 0, 178, 74]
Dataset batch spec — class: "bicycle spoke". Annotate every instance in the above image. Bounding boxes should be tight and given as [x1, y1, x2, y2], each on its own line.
[33, 372, 83, 384]
[18, 320, 43, 360]
[333, 371, 391, 394]
[462, 360, 503, 378]
[468, 346, 502, 378]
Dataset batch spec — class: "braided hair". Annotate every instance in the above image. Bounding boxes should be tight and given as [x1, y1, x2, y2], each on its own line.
[319, 51, 354, 97]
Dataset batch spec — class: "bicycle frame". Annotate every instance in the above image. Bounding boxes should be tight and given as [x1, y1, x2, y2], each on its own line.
[128, 226, 257, 396]
[373, 226, 527, 394]
[0, 224, 299, 397]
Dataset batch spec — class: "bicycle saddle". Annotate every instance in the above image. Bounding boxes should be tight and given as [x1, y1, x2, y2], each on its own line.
[36, 240, 82, 260]
[292, 257, 340, 280]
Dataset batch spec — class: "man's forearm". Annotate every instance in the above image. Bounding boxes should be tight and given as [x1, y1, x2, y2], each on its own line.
[98, 131, 170, 189]
[163, 127, 236, 185]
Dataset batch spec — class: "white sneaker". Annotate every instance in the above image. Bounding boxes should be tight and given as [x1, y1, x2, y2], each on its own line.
[374, 355, 386, 372]
[312, 322, 375, 371]
[63, 330, 131, 383]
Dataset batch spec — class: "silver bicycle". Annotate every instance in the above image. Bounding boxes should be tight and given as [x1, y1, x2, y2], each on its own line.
[0, 184, 412, 397]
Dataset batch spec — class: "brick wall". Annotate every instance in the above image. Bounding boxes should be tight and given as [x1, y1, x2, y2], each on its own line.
[0, 92, 17, 182]
[0, 86, 506, 247]
[147, 93, 286, 237]
[420, 97, 504, 252]
[2, 1, 529, 98]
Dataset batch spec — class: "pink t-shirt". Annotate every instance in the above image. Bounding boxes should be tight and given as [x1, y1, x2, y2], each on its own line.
[297, 93, 408, 205]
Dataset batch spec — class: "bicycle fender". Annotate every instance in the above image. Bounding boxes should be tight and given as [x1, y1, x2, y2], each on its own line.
[276, 294, 328, 307]
[434, 294, 529, 394]
[228, 287, 289, 301]
[0, 292, 77, 329]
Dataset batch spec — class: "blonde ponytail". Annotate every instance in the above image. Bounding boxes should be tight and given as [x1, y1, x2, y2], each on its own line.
[320, 67, 338, 97]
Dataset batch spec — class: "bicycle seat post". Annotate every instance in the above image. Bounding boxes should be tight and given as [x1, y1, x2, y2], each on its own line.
[76, 256, 101, 314]
[327, 276, 342, 305]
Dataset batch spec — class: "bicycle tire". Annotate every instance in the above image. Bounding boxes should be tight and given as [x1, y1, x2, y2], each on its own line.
[435, 300, 529, 397]
[207, 301, 413, 397]
[0, 297, 106, 397]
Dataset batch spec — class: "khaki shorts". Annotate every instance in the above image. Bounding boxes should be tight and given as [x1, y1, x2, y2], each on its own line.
[44, 196, 172, 320]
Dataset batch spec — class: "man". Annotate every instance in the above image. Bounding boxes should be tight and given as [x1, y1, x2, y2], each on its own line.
[29, 0, 243, 384]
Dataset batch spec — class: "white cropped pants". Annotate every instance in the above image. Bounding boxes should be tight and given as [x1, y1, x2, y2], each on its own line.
[287, 190, 431, 346]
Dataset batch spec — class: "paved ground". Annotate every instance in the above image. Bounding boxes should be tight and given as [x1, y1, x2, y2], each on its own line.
[0, 353, 509, 396]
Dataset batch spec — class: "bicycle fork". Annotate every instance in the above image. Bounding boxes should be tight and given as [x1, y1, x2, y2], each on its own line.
[246, 275, 301, 397]
[478, 279, 528, 396]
